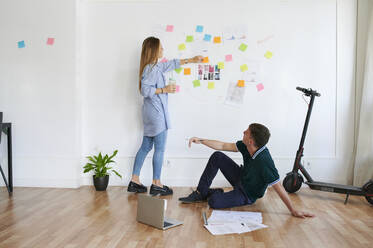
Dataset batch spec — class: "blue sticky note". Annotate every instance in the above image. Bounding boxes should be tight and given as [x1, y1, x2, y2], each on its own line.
[18, 40, 25, 48]
[203, 34, 212, 42]
[196, 25, 203, 33]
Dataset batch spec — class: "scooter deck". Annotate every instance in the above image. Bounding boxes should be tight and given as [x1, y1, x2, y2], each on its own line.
[305, 181, 364, 195]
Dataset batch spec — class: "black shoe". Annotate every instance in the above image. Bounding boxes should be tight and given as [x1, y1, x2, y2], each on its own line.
[127, 181, 147, 193]
[179, 188, 224, 203]
[179, 191, 206, 203]
[149, 184, 173, 196]
[207, 188, 224, 198]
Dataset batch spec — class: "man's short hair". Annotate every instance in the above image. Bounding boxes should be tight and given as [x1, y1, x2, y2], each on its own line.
[249, 123, 270, 148]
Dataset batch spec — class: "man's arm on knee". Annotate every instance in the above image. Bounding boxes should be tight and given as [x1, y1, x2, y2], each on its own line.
[188, 137, 238, 152]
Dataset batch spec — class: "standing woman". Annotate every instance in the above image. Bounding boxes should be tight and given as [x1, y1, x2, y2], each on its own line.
[128, 36, 203, 196]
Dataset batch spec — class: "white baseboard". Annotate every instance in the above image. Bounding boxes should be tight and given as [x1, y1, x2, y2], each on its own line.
[79, 176, 230, 188]
[13, 178, 80, 188]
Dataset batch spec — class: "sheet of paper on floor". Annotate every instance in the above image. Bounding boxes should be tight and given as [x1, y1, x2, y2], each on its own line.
[204, 210, 267, 235]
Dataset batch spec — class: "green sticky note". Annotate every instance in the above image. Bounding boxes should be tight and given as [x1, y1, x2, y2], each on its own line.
[193, 80, 201, 87]
[178, 43, 186, 51]
[240, 64, 248, 72]
[218, 62, 224, 69]
[208, 82, 215, 89]
[186, 35, 194, 42]
[175, 68, 182, 74]
[239, 43, 248, 52]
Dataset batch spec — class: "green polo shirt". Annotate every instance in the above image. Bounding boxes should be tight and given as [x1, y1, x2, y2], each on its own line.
[236, 141, 280, 203]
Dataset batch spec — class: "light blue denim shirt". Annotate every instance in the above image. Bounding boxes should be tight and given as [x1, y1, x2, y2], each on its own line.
[141, 59, 181, 137]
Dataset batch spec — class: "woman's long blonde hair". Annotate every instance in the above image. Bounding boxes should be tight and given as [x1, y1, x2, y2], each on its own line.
[139, 37, 160, 91]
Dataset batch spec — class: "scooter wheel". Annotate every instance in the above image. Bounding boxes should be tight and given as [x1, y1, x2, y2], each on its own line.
[283, 173, 303, 193]
[363, 180, 373, 205]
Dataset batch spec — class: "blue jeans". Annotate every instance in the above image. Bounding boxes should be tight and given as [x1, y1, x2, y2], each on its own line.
[197, 151, 252, 209]
[132, 130, 167, 180]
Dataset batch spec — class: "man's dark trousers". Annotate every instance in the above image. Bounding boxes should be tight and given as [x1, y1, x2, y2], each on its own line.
[197, 151, 252, 208]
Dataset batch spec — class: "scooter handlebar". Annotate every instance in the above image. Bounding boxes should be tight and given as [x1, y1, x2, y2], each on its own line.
[296, 87, 321, 97]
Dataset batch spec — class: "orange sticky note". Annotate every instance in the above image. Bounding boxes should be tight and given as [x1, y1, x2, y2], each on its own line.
[237, 80, 245, 87]
[202, 57, 209, 63]
[213, 36, 222, 43]
[184, 68, 191, 75]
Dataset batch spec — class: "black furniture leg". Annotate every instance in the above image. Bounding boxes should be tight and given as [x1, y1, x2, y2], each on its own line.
[344, 194, 349, 205]
[7, 124, 13, 195]
[0, 124, 13, 196]
[0, 165, 10, 192]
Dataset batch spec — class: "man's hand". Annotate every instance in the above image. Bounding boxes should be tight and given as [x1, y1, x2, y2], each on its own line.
[291, 210, 315, 218]
[272, 182, 315, 218]
[189, 137, 203, 147]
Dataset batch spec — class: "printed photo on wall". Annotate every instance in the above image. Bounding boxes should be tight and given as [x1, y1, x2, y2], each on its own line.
[198, 64, 220, 80]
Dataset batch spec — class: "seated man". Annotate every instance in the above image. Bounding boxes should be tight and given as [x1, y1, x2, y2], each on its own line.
[179, 123, 314, 218]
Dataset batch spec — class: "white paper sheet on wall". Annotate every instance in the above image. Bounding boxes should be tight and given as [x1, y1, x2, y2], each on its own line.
[224, 81, 246, 106]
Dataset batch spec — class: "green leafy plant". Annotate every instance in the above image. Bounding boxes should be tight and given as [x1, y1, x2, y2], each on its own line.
[83, 150, 122, 179]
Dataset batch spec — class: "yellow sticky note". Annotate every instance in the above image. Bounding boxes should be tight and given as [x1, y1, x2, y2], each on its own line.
[218, 62, 224, 69]
[237, 80, 245, 87]
[208, 82, 215, 89]
[202, 57, 209, 63]
[178, 43, 186, 51]
[184, 68, 191, 75]
[213, 36, 222, 43]
[264, 51, 273, 59]
[240, 64, 248, 72]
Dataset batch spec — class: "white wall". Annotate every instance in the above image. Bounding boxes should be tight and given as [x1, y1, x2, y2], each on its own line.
[0, 0, 80, 188]
[80, 0, 358, 188]
[0, 0, 363, 188]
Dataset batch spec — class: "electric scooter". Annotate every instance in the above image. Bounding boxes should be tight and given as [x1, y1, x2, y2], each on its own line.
[283, 87, 373, 205]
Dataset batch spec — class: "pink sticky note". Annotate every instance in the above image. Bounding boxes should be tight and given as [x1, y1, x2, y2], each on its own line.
[47, 37, 55, 45]
[161, 58, 168, 63]
[176, 85, 180, 92]
[225, 54, 232, 62]
[256, 83, 264, 92]
[166, 25, 174, 32]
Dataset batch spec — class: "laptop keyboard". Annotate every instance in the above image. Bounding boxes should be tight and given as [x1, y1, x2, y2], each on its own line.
[164, 221, 173, 228]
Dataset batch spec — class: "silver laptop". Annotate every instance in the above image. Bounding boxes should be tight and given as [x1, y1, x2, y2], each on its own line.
[136, 194, 183, 230]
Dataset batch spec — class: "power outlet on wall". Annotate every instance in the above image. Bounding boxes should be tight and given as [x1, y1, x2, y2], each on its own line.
[304, 160, 311, 170]
[164, 159, 171, 168]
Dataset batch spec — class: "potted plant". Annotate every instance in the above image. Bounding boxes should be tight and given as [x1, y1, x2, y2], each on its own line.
[83, 150, 122, 191]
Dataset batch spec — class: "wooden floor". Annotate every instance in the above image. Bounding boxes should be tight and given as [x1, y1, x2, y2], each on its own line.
[0, 186, 372, 248]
